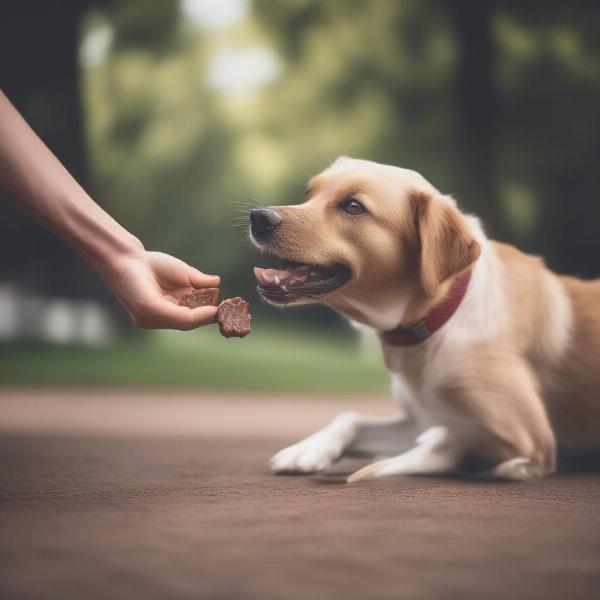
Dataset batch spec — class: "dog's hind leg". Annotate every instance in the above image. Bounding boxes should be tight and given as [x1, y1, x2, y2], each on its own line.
[347, 425, 464, 483]
[345, 414, 419, 457]
[348, 354, 558, 483]
[269, 412, 416, 474]
[483, 457, 545, 481]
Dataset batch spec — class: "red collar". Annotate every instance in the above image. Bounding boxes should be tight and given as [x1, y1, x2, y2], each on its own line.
[379, 269, 472, 346]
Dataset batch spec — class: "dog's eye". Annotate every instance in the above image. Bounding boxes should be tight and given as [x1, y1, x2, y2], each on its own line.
[340, 198, 367, 216]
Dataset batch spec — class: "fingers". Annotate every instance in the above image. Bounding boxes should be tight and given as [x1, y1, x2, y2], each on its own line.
[189, 268, 220, 289]
[147, 251, 220, 289]
[133, 300, 218, 331]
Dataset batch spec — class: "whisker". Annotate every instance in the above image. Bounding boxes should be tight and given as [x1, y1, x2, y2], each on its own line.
[231, 205, 253, 213]
[232, 198, 265, 209]
[248, 197, 266, 208]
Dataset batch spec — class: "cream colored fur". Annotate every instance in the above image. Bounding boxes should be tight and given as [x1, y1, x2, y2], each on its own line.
[262, 157, 600, 482]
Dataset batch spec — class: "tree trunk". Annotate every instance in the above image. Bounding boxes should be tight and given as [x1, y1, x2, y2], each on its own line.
[0, 0, 100, 298]
[448, 0, 502, 237]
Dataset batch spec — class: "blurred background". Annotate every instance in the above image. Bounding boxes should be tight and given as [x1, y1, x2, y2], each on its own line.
[0, 0, 599, 394]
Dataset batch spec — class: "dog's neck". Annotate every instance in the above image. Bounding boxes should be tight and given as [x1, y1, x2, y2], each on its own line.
[378, 269, 472, 346]
[327, 263, 477, 338]
[327, 273, 453, 332]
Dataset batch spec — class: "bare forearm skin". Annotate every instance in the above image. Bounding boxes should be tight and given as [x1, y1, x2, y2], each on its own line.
[0, 90, 143, 272]
[0, 90, 220, 331]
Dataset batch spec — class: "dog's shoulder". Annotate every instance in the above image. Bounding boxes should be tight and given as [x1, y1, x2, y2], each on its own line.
[491, 240, 546, 272]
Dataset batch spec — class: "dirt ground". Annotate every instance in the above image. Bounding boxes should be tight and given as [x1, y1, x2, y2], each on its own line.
[1, 389, 599, 600]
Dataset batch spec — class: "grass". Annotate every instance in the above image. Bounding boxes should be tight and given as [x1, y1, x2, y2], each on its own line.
[0, 322, 389, 394]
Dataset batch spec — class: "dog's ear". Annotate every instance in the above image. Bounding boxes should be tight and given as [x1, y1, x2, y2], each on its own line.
[410, 190, 480, 296]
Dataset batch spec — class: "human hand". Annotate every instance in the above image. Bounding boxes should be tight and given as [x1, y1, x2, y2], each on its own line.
[0, 89, 218, 328]
[101, 250, 220, 330]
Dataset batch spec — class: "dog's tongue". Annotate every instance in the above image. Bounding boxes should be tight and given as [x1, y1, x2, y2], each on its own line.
[254, 266, 312, 286]
[254, 267, 290, 286]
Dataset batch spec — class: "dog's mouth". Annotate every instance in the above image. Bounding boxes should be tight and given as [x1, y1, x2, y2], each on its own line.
[254, 261, 351, 305]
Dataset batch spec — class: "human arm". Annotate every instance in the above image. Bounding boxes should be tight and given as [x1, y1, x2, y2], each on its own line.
[0, 90, 218, 330]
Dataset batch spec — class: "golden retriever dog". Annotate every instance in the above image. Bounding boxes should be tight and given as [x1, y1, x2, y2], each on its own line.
[250, 157, 600, 482]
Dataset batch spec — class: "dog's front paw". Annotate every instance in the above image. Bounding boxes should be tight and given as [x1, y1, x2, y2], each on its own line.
[269, 436, 344, 474]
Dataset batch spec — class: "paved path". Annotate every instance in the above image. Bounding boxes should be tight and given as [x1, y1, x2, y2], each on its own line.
[1, 389, 599, 600]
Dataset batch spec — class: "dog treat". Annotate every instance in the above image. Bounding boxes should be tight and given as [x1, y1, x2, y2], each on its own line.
[179, 287, 219, 308]
[179, 289, 251, 338]
[216, 297, 251, 338]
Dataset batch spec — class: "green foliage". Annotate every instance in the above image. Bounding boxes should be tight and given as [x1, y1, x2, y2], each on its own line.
[81, 0, 600, 316]
[1, 0, 597, 392]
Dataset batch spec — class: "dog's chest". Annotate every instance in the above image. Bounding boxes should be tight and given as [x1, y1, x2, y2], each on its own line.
[383, 336, 463, 421]
[382, 337, 447, 385]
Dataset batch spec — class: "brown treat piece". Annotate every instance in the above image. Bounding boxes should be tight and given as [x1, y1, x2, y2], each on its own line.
[216, 297, 251, 338]
[179, 288, 219, 308]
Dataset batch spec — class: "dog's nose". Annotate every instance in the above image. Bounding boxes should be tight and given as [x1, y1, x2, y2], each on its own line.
[250, 208, 283, 240]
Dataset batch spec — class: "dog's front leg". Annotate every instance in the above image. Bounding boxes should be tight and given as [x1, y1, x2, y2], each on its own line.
[269, 412, 414, 474]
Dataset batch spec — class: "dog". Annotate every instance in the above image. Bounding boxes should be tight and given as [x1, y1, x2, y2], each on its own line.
[250, 157, 600, 482]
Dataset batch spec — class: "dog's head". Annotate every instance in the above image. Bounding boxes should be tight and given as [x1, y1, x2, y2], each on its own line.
[251, 157, 480, 329]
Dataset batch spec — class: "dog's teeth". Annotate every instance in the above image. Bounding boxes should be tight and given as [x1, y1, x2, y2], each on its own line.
[274, 276, 281, 285]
